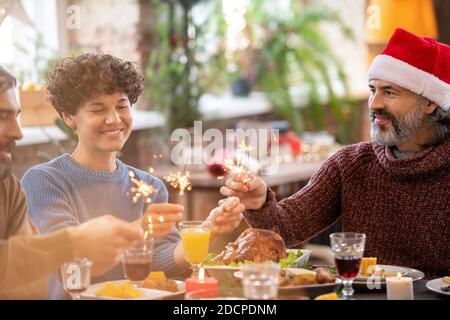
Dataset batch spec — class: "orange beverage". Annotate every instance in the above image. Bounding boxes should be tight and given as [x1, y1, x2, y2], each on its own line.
[180, 227, 211, 264]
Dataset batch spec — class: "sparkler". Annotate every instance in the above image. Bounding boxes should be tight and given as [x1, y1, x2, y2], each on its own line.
[223, 158, 252, 185]
[127, 160, 176, 241]
[164, 171, 192, 196]
[272, 132, 279, 143]
[227, 140, 254, 184]
[127, 170, 155, 204]
[143, 215, 155, 239]
[238, 141, 254, 153]
[142, 208, 165, 240]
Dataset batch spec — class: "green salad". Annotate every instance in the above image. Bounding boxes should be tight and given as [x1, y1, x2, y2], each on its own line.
[204, 250, 304, 268]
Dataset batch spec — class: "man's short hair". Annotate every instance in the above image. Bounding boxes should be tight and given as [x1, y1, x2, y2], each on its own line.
[0, 66, 17, 94]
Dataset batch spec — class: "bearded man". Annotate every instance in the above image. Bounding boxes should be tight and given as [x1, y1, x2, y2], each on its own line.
[221, 28, 450, 281]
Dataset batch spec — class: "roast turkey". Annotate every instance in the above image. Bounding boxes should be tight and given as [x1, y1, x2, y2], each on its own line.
[213, 228, 287, 264]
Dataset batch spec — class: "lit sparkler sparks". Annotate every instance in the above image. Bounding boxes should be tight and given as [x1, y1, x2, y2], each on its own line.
[144, 215, 154, 238]
[238, 141, 254, 153]
[223, 158, 252, 184]
[272, 133, 279, 143]
[142, 211, 165, 239]
[127, 170, 156, 204]
[164, 171, 192, 196]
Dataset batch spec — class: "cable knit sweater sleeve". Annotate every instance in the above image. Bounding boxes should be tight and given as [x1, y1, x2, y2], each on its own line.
[22, 169, 79, 233]
[244, 153, 342, 248]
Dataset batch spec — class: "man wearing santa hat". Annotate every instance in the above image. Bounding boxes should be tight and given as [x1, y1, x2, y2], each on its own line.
[221, 28, 449, 280]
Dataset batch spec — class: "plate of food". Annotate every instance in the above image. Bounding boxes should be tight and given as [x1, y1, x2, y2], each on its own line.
[80, 272, 185, 300]
[278, 267, 337, 290]
[234, 266, 337, 288]
[426, 276, 450, 296]
[204, 228, 315, 285]
[350, 258, 424, 288]
[231, 266, 337, 299]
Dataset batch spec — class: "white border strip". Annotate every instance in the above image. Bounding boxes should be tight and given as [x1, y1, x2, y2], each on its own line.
[368, 54, 450, 111]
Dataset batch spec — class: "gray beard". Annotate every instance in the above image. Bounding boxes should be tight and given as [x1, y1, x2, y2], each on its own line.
[370, 102, 424, 146]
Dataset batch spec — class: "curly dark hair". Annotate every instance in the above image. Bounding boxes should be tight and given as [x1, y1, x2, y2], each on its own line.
[47, 53, 144, 115]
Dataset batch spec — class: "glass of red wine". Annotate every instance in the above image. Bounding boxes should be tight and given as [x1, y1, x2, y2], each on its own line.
[329, 232, 366, 299]
[61, 258, 93, 300]
[121, 239, 154, 287]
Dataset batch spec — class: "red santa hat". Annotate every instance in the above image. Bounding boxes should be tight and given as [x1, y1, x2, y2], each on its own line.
[368, 28, 450, 111]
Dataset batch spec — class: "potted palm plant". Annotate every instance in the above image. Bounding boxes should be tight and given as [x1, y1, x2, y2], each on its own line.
[235, 0, 356, 144]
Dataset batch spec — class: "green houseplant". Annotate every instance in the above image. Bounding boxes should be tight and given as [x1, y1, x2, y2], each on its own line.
[144, 0, 357, 143]
[145, 0, 228, 132]
[236, 1, 356, 144]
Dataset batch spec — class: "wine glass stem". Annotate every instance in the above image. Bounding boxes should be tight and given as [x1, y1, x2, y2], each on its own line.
[191, 263, 201, 277]
[341, 279, 354, 299]
[71, 294, 81, 300]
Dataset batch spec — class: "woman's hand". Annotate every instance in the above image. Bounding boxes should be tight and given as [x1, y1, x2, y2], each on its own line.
[141, 203, 184, 238]
[205, 196, 245, 238]
[68, 215, 143, 276]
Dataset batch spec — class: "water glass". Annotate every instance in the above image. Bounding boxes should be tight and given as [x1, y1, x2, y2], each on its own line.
[241, 262, 280, 300]
[61, 258, 93, 300]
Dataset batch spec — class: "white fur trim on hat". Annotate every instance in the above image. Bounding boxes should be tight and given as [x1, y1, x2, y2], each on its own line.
[368, 54, 450, 111]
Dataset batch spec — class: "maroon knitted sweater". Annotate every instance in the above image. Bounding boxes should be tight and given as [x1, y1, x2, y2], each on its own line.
[245, 138, 450, 278]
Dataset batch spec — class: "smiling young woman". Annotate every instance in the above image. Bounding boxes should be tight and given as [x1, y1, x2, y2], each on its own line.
[20, 53, 245, 300]
[20, 53, 189, 299]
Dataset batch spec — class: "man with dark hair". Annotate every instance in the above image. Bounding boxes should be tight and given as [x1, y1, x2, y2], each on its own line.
[0, 66, 28, 238]
[0, 66, 144, 299]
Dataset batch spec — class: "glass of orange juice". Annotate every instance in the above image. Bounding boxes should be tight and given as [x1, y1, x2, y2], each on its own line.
[179, 221, 212, 276]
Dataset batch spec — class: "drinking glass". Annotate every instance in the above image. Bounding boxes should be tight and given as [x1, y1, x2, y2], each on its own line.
[121, 239, 154, 287]
[179, 221, 211, 276]
[329, 232, 366, 299]
[61, 258, 93, 300]
[241, 262, 280, 300]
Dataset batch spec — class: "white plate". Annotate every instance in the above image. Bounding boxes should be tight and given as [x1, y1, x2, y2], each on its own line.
[80, 280, 185, 300]
[426, 278, 450, 296]
[353, 265, 424, 286]
[233, 267, 337, 290]
[204, 249, 312, 283]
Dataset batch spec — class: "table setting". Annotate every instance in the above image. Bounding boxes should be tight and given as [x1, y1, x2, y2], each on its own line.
[58, 223, 449, 301]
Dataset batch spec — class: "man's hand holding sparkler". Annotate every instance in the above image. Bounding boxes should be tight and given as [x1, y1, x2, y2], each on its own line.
[220, 172, 268, 210]
[141, 203, 184, 238]
[205, 196, 245, 238]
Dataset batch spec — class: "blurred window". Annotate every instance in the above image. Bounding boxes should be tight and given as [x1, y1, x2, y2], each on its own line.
[0, 0, 59, 84]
